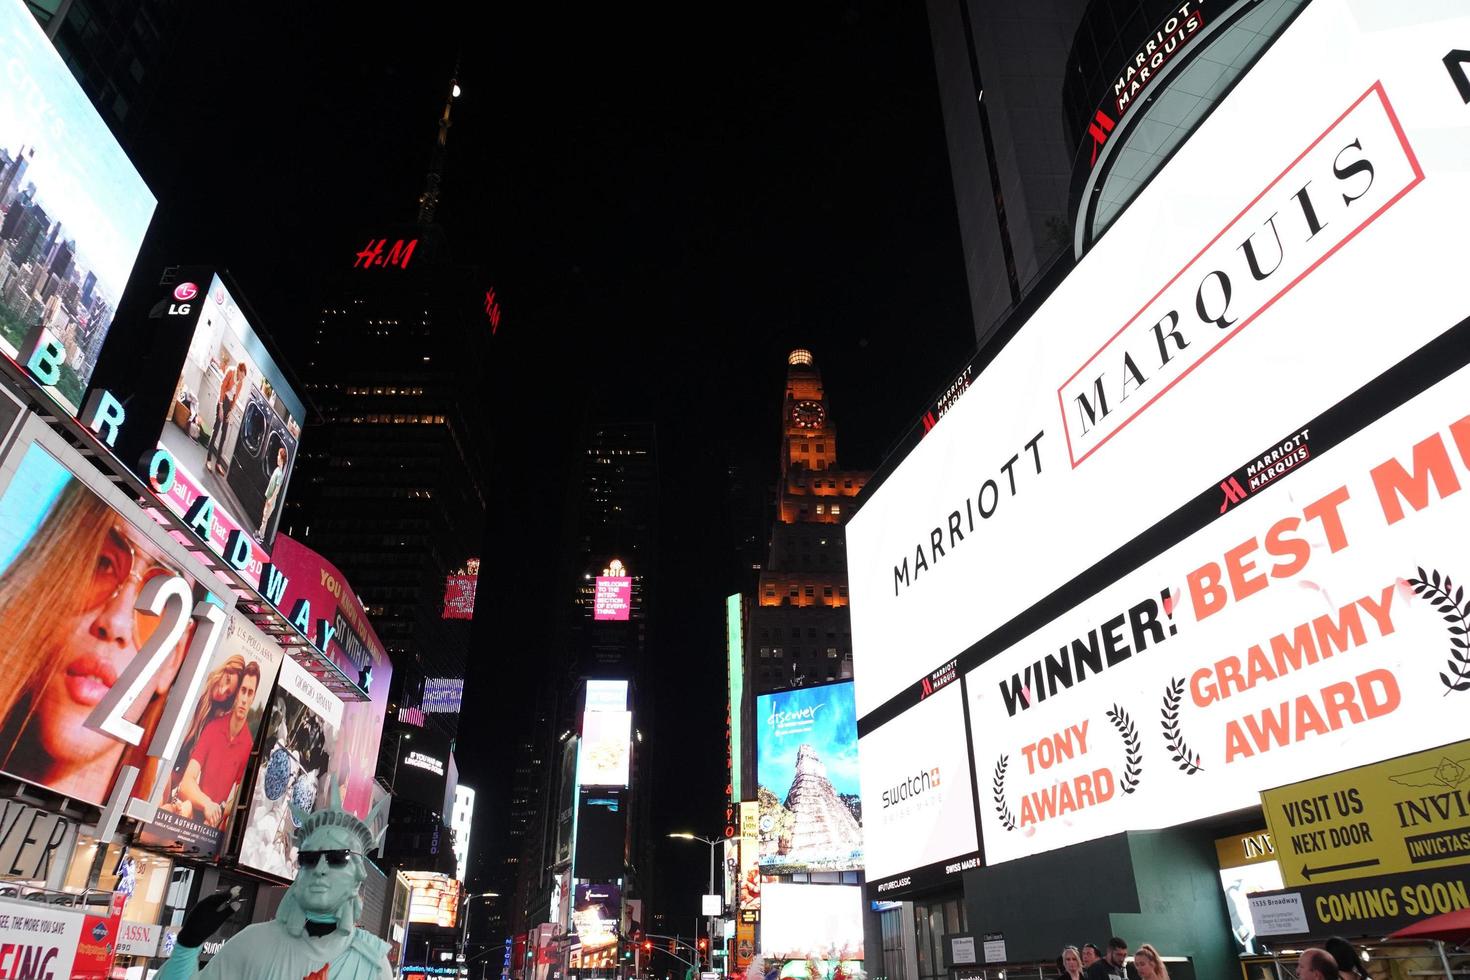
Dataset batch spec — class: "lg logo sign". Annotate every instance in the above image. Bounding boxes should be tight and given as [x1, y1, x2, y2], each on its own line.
[169, 281, 199, 317]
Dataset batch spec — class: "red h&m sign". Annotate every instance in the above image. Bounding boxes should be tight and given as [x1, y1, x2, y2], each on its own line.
[353, 238, 418, 270]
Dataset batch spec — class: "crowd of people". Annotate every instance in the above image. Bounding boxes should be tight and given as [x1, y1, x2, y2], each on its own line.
[1053, 935, 1370, 980]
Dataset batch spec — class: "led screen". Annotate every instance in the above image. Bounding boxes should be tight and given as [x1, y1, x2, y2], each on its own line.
[759, 884, 863, 961]
[577, 709, 631, 787]
[403, 871, 462, 928]
[158, 274, 305, 553]
[423, 677, 464, 714]
[569, 883, 620, 968]
[443, 573, 477, 620]
[0, 440, 209, 806]
[573, 787, 626, 882]
[237, 656, 345, 878]
[848, 0, 1470, 879]
[0, 0, 155, 414]
[755, 682, 861, 873]
[269, 534, 392, 823]
[584, 679, 628, 713]
[393, 728, 451, 813]
[136, 611, 285, 860]
[593, 576, 631, 620]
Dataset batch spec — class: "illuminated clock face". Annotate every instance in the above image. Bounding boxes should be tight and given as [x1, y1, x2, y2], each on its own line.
[792, 399, 825, 429]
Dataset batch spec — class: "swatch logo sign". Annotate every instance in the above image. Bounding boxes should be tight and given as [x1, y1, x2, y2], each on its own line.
[880, 766, 943, 822]
[1059, 83, 1422, 468]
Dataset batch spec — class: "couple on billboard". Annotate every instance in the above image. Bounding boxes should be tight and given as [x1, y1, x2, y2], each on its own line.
[0, 446, 278, 820]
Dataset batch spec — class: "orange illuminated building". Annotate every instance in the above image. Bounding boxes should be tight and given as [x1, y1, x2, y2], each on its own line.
[749, 350, 871, 692]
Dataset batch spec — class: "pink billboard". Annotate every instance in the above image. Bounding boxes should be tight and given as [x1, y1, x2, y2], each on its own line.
[593, 576, 631, 621]
[267, 534, 391, 819]
[443, 573, 476, 620]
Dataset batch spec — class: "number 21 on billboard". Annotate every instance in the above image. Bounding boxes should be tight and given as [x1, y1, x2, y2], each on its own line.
[83, 576, 229, 830]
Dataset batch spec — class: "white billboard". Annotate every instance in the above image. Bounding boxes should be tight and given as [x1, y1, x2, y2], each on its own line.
[760, 883, 864, 961]
[849, 0, 1470, 875]
[859, 683, 978, 893]
[578, 709, 631, 787]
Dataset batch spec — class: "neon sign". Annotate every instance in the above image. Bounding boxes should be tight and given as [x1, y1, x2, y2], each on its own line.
[352, 237, 418, 270]
[484, 288, 502, 334]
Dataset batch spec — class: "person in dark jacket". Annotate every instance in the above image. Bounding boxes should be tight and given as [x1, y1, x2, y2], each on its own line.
[1084, 937, 1130, 980]
[1325, 938, 1366, 980]
[1057, 946, 1085, 980]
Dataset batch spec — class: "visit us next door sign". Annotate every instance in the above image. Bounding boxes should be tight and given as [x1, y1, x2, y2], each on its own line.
[1262, 738, 1470, 888]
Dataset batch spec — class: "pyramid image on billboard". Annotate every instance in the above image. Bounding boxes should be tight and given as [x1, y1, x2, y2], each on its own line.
[781, 743, 861, 866]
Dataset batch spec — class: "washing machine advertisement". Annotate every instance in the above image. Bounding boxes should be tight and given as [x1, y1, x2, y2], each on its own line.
[160, 273, 305, 552]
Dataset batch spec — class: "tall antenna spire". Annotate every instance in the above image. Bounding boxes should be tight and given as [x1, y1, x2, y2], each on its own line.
[416, 62, 461, 225]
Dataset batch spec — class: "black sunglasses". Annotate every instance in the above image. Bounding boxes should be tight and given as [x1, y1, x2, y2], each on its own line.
[298, 849, 353, 869]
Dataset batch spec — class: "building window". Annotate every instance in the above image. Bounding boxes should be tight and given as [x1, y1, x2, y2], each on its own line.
[830, 504, 840, 515]
[816, 504, 825, 515]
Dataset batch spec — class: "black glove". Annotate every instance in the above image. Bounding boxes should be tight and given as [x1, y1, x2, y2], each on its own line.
[178, 886, 242, 949]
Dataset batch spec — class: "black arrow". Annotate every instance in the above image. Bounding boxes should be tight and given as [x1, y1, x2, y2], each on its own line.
[1446, 50, 1470, 104]
[1301, 858, 1381, 881]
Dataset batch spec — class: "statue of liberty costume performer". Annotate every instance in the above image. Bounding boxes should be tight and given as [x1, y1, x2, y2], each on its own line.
[159, 778, 392, 979]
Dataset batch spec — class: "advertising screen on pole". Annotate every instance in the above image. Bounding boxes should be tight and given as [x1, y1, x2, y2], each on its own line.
[759, 884, 864, 961]
[594, 576, 631, 620]
[269, 534, 392, 822]
[755, 682, 862, 873]
[136, 611, 285, 860]
[157, 274, 305, 553]
[577, 709, 631, 787]
[0, 0, 155, 415]
[0, 436, 224, 806]
[847, 0, 1470, 884]
[237, 656, 345, 878]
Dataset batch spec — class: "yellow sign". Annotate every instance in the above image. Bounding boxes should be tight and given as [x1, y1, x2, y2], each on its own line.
[736, 921, 756, 970]
[1262, 738, 1470, 888]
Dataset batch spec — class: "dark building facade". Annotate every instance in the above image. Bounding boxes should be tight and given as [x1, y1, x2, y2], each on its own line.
[29, 0, 188, 142]
[925, 0, 1087, 344]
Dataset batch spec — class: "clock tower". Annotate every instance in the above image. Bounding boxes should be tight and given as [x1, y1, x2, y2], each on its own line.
[745, 349, 872, 695]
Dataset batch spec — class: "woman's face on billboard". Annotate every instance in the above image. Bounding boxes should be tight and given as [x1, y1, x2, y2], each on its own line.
[210, 665, 240, 704]
[33, 521, 186, 768]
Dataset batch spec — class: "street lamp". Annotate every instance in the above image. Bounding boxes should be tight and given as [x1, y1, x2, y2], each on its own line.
[668, 833, 722, 973]
[459, 891, 500, 969]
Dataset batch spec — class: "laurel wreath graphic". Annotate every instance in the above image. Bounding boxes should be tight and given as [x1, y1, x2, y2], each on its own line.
[1161, 677, 1204, 774]
[1407, 567, 1470, 695]
[1106, 704, 1143, 794]
[991, 754, 1017, 831]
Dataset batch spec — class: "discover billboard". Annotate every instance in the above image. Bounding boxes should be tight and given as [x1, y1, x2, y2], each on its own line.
[848, 0, 1470, 879]
[756, 681, 862, 874]
[0, 0, 155, 414]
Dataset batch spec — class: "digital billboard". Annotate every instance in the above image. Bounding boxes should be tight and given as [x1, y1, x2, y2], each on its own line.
[569, 883, 620, 968]
[577, 709, 631, 787]
[403, 871, 463, 928]
[269, 534, 392, 822]
[443, 561, 478, 620]
[847, 0, 1470, 883]
[584, 679, 628, 713]
[423, 677, 464, 714]
[593, 576, 631, 621]
[237, 656, 345, 878]
[136, 611, 285, 860]
[573, 787, 627, 882]
[394, 728, 451, 814]
[0, 435, 224, 806]
[0, 0, 155, 414]
[157, 274, 305, 553]
[759, 884, 864, 961]
[756, 682, 861, 874]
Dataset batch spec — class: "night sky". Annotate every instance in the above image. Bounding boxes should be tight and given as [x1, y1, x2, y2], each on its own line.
[121, 0, 974, 926]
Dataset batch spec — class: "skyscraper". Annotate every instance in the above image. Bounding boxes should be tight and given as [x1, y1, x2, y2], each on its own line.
[747, 350, 869, 696]
[925, 0, 1087, 344]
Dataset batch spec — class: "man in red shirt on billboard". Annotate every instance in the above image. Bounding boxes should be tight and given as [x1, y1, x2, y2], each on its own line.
[175, 662, 260, 827]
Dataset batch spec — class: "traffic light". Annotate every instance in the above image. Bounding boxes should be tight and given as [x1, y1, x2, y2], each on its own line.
[643, 941, 653, 953]
[697, 938, 708, 953]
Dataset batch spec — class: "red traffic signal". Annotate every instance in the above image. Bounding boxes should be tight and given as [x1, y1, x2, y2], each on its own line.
[643, 941, 653, 953]
[698, 938, 709, 952]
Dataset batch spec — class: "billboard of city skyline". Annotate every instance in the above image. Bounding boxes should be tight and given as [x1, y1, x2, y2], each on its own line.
[0, 0, 155, 413]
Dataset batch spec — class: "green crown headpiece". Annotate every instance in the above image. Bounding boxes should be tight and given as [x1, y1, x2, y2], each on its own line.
[291, 774, 390, 854]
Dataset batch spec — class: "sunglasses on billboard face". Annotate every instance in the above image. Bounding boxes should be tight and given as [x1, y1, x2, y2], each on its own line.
[298, 849, 354, 869]
[89, 526, 176, 641]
